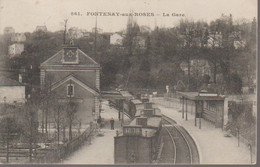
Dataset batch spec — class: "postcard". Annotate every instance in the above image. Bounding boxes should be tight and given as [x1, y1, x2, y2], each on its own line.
[0, 0, 257, 165]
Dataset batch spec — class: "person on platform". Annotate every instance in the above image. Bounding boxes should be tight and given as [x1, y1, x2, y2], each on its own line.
[97, 115, 102, 128]
[110, 118, 115, 130]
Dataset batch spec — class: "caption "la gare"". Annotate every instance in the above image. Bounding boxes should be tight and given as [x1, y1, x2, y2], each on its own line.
[163, 13, 185, 17]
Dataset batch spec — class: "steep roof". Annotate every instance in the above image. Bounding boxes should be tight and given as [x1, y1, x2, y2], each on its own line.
[40, 46, 100, 68]
[0, 76, 24, 86]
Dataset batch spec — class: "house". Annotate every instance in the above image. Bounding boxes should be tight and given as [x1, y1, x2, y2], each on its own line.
[183, 37, 202, 47]
[40, 43, 101, 124]
[82, 31, 91, 38]
[190, 59, 212, 77]
[36, 25, 47, 32]
[110, 33, 123, 45]
[233, 40, 246, 49]
[8, 43, 24, 57]
[4, 27, 15, 34]
[229, 31, 242, 41]
[139, 26, 152, 33]
[11, 33, 26, 42]
[180, 59, 213, 80]
[92, 27, 103, 34]
[68, 27, 85, 39]
[207, 33, 223, 48]
[133, 36, 146, 49]
[0, 76, 25, 104]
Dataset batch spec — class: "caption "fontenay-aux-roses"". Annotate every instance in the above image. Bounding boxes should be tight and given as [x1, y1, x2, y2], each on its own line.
[71, 11, 185, 17]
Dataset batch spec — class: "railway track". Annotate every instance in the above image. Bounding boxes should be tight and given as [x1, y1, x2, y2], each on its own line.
[160, 115, 200, 164]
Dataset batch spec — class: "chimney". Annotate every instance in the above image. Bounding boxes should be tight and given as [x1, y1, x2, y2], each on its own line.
[19, 74, 22, 83]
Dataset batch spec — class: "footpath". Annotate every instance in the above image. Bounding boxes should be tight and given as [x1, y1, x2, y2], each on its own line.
[63, 101, 130, 164]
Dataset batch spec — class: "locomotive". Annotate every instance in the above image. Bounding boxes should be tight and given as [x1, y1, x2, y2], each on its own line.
[114, 102, 162, 164]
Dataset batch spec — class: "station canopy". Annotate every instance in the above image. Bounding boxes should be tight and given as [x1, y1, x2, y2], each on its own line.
[177, 91, 225, 101]
[101, 90, 134, 100]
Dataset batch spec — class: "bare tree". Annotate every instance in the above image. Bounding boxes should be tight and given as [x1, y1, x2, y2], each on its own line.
[52, 100, 65, 147]
[21, 100, 39, 162]
[0, 115, 22, 163]
[67, 101, 78, 141]
[41, 76, 53, 136]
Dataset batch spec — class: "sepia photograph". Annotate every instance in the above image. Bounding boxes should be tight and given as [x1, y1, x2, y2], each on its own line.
[0, 0, 257, 165]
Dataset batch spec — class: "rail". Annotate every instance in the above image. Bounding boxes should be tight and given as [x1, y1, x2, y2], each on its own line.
[164, 126, 177, 164]
[176, 125, 200, 164]
[174, 124, 193, 164]
[162, 115, 197, 164]
[154, 141, 164, 164]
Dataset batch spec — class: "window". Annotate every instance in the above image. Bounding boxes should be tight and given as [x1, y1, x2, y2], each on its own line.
[67, 84, 74, 97]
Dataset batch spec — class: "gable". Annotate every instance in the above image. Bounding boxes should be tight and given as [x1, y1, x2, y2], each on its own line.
[51, 75, 99, 96]
[41, 47, 100, 67]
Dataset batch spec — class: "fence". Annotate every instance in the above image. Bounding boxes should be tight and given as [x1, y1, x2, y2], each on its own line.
[150, 97, 182, 111]
[226, 101, 256, 154]
[33, 124, 96, 163]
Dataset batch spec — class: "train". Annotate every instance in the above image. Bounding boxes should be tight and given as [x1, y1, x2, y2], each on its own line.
[114, 101, 162, 164]
[108, 93, 149, 118]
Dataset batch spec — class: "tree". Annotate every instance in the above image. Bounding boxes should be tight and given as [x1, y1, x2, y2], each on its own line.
[41, 74, 54, 135]
[67, 101, 78, 141]
[21, 100, 39, 162]
[52, 100, 66, 147]
[226, 73, 242, 94]
[0, 116, 23, 163]
[123, 14, 140, 57]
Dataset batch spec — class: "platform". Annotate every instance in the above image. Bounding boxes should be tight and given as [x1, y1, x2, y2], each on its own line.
[63, 100, 130, 164]
[156, 102, 255, 164]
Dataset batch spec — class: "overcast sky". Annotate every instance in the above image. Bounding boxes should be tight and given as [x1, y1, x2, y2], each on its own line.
[0, 0, 257, 33]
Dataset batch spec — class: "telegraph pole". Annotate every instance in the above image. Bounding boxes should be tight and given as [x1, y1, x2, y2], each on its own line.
[94, 15, 97, 56]
[6, 118, 10, 163]
[57, 106, 60, 148]
[63, 19, 68, 45]
[68, 80, 72, 141]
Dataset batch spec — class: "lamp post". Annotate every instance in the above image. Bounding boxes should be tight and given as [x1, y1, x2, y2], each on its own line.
[3, 96, 6, 112]
[182, 97, 184, 119]
[185, 98, 188, 121]
[248, 144, 252, 164]
[236, 127, 240, 147]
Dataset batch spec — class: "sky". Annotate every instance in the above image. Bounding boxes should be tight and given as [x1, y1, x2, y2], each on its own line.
[0, 0, 257, 33]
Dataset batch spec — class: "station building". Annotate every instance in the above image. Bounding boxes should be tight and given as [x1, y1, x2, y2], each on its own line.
[40, 44, 101, 124]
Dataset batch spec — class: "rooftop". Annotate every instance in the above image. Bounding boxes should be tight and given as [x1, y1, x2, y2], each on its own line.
[130, 99, 142, 104]
[0, 76, 24, 86]
[177, 91, 225, 101]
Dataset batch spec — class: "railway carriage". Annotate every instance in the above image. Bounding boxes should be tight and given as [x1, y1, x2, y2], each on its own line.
[114, 102, 162, 164]
[128, 99, 144, 117]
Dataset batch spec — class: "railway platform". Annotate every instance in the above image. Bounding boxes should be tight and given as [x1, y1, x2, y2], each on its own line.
[157, 104, 256, 164]
[63, 100, 130, 164]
